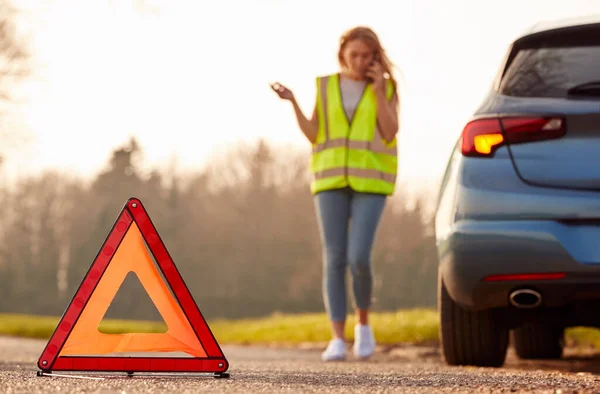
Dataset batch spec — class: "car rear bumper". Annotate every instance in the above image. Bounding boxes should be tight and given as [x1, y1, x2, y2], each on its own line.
[438, 219, 600, 311]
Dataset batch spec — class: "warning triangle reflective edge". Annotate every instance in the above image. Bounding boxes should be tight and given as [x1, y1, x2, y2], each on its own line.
[36, 197, 229, 374]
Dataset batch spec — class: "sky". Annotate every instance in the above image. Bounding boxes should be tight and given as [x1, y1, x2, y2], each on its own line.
[3, 0, 600, 200]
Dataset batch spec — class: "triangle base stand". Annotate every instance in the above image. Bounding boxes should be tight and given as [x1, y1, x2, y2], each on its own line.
[36, 370, 231, 379]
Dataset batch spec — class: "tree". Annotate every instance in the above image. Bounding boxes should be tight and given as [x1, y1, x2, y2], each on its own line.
[67, 138, 145, 297]
[0, 0, 30, 165]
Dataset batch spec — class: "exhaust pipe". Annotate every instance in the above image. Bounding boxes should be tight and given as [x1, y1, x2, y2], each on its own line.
[509, 289, 542, 308]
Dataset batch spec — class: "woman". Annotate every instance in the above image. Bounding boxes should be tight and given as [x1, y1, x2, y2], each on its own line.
[271, 26, 400, 361]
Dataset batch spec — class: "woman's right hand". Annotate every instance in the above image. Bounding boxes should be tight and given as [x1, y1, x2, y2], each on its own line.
[270, 82, 294, 101]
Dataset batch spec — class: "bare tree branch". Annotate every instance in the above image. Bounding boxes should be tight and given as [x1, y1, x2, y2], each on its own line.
[0, 0, 30, 94]
[0, 0, 31, 166]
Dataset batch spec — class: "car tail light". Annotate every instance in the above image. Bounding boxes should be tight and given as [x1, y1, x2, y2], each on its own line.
[483, 272, 566, 282]
[461, 116, 566, 157]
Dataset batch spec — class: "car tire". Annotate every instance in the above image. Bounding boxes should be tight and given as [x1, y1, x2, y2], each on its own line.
[439, 277, 509, 367]
[513, 321, 564, 360]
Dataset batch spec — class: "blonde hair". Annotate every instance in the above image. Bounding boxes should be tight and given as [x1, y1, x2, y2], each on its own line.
[337, 26, 398, 91]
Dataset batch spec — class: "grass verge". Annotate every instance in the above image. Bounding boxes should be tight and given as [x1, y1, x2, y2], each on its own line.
[1, 309, 599, 348]
[208, 309, 439, 345]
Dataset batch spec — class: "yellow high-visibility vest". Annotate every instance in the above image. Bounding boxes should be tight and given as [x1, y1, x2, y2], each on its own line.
[310, 73, 398, 195]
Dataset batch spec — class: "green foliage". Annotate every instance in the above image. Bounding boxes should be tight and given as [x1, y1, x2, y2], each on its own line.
[0, 310, 439, 345]
[2, 312, 599, 350]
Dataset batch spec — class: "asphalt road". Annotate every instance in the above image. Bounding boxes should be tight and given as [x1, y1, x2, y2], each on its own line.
[1, 336, 600, 393]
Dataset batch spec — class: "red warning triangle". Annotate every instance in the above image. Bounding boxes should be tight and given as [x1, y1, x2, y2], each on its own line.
[37, 197, 228, 376]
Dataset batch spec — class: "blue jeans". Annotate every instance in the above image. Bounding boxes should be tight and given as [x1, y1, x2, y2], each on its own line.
[314, 188, 387, 322]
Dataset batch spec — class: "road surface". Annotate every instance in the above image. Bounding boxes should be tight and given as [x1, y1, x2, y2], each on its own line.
[1, 336, 600, 393]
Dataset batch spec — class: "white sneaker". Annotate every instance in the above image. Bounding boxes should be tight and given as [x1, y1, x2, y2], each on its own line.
[321, 338, 346, 361]
[353, 324, 376, 359]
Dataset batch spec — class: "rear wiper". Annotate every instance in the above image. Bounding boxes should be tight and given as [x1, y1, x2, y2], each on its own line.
[567, 81, 600, 96]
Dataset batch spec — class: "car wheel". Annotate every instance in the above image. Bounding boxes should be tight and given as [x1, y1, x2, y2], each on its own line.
[513, 321, 564, 359]
[439, 277, 509, 367]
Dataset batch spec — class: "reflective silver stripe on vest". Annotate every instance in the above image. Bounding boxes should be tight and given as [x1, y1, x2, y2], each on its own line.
[312, 137, 397, 156]
[314, 167, 396, 183]
[320, 76, 330, 142]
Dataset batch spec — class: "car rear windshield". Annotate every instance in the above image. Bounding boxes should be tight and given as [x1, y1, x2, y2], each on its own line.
[499, 45, 600, 98]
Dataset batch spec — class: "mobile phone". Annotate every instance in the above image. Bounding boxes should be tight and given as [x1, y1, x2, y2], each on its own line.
[366, 67, 374, 83]
[366, 54, 379, 83]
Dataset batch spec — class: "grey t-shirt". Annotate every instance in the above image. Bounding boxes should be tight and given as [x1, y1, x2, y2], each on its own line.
[339, 75, 367, 121]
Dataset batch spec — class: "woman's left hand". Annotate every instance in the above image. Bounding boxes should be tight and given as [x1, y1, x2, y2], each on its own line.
[366, 61, 386, 94]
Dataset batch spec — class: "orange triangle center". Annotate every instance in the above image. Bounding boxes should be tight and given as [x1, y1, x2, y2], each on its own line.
[59, 222, 206, 357]
[99, 271, 167, 333]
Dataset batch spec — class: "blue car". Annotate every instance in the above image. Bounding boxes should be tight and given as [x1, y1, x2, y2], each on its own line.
[434, 17, 600, 367]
